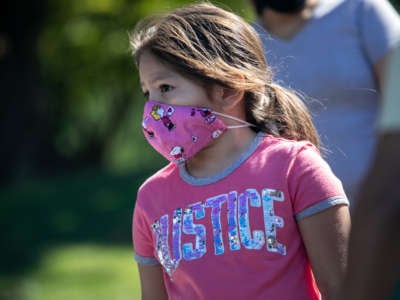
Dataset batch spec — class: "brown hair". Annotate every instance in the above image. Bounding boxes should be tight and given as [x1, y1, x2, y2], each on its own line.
[129, 2, 320, 148]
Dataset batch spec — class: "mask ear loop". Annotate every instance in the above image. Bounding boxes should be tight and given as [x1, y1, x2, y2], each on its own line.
[213, 111, 280, 135]
[212, 111, 257, 129]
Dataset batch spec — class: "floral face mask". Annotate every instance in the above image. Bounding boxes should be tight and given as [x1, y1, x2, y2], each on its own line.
[142, 100, 254, 164]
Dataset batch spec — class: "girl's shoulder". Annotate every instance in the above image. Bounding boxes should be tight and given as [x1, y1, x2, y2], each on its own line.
[138, 162, 179, 195]
[260, 134, 320, 158]
[256, 134, 327, 174]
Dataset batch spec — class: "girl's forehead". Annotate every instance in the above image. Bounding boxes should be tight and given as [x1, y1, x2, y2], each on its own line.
[139, 51, 165, 71]
[139, 52, 179, 85]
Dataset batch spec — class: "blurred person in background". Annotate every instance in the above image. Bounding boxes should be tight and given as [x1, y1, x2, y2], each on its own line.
[252, 0, 400, 207]
[340, 45, 400, 300]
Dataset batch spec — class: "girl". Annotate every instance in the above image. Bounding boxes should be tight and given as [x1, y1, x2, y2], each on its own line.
[131, 3, 350, 300]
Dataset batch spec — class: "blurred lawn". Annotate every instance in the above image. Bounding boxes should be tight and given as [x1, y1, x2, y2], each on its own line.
[0, 244, 141, 300]
[0, 168, 161, 300]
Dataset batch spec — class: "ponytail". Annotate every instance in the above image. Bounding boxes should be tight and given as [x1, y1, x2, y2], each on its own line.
[246, 83, 321, 149]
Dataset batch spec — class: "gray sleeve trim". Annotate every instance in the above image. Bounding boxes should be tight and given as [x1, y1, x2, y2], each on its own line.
[134, 252, 160, 266]
[295, 196, 349, 221]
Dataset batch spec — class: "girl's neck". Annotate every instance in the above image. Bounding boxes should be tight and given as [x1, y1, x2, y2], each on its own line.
[261, 0, 319, 40]
[185, 127, 257, 178]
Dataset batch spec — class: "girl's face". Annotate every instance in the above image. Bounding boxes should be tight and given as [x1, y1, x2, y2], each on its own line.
[139, 51, 216, 109]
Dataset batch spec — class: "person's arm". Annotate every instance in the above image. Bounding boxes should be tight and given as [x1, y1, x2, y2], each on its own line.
[341, 132, 400, 300]
[298, 205, 351, 300]
[138, 264, 168, 300]
[341, 46, 400, 300]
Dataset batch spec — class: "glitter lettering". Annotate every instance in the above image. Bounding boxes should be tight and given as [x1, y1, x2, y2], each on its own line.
[262, 189, 286, 255]
[205, 194, 227, 255]
[182, 203, 207, 260]
[150, 187, 286, 277]
[227, 191, 240, 251]
[152, 215, 179, 277]
[172, 208, 182, 261]
[238, 189, 265, 250]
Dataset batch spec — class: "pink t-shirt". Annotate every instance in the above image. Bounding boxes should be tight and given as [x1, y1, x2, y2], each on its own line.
[133, 133, 348, 300]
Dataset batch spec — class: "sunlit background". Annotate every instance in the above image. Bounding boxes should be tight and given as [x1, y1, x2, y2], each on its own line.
[0, 0, 253, 299]
[1, 0, 399, 299]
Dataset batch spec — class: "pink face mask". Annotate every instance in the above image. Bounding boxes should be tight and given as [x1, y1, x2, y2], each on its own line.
[142, 100, 254, 164]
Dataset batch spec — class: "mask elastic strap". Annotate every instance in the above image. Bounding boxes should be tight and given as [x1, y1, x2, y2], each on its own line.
[213, 111, 256, 129]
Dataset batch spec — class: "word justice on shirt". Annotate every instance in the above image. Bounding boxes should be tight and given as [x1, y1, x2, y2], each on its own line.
[151, 188, 287, 276]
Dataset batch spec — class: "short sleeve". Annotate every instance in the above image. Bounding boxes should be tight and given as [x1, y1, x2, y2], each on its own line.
[132, 201, 159, 266]
[358, 0, 400, 63]
[287, 142, 349, 220]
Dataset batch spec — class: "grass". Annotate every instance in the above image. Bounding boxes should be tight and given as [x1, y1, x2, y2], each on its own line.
[0, 244, 141, 300]
[0, 168, 159, 300]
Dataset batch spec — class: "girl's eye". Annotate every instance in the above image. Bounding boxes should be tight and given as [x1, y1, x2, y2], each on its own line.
[160, 84, 173, 94]
[143, 91, 149, 99]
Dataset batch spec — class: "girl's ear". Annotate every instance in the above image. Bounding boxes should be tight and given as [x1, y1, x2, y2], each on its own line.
[211, 84, 245, 113]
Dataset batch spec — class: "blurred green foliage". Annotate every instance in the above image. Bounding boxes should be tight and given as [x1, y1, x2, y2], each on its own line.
[0, 0, 254, 294]
[0, 168, 150, 273]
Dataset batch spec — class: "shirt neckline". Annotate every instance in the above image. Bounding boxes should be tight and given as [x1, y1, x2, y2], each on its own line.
[179, 132, 266, 186]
